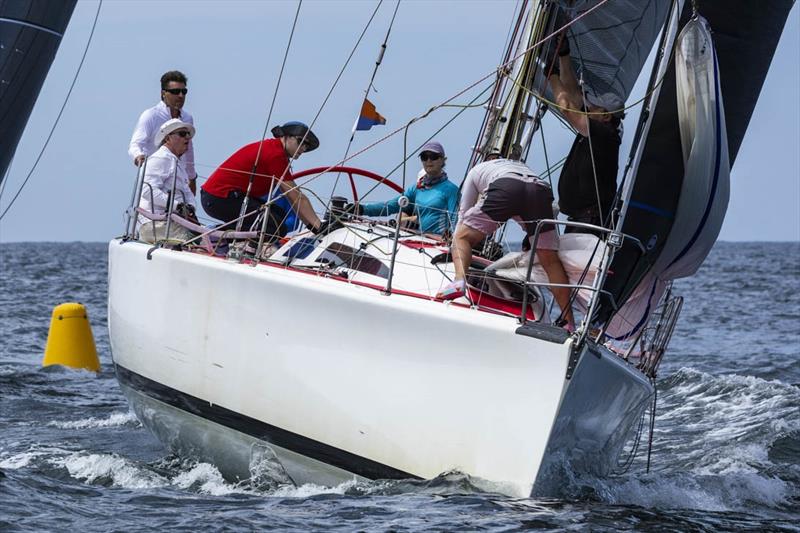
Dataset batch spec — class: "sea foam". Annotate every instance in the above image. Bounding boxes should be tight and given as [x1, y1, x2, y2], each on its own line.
[48, 411, 138, 430]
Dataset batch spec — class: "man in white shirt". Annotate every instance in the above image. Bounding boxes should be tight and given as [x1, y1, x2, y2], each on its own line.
[129, 70, 197, 193]
[438, 158, 574, 330]
[139, 118, 197, 225]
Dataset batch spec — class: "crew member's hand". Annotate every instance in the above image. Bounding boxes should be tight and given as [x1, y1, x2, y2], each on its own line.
[134, 155, 146, 167]
[312, 220, 331, 235]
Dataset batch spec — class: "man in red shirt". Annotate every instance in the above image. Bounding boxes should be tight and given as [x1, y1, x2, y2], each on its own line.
[201, 121, 324, 237]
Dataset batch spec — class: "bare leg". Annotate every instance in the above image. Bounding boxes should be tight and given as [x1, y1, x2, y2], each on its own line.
[537, 248, 574, 326]
[452, 224, 486, 280]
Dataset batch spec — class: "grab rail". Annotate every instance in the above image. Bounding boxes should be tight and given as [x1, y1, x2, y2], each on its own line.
[520, 219, 645, 347]
[124, 157, 148, 240]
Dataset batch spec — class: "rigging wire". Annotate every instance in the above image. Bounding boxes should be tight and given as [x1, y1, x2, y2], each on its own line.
[234, 0, 302, 233]
[258, 1, 302, 143]
[572, 36, 607, 228]
[0, 0, 103, 222]
[500, 59, 670, 119]
[189, 0, 387, 246]
[0, 156, 13, 205]
[646, 377, 658, 473]
[311, 0, 611, 173]
[538, 114, 554, 188]
[329, 0, 399, 200]
[303, 0, 384, 149]
[190, 0, 611, 245]
[338, 0, 400, 167]
[261, 0, 385, 225]
[357, 83, 494, 201]
[467, 0, 529, 170]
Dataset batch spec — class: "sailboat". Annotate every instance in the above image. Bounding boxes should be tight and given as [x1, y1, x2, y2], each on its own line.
[105, 0, 793, 498]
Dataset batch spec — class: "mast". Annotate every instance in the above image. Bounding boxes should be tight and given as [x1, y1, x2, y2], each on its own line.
[0, 0, 77, 184]
[470, 1, 552, 165]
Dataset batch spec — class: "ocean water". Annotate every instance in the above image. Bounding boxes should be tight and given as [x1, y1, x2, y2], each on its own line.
[0, 241, 797, 531]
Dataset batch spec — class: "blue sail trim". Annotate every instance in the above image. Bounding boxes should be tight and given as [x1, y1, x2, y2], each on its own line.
[627, 201, 674, 219]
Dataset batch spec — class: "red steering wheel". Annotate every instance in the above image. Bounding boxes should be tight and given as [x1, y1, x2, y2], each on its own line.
[291, 166, 403, 203]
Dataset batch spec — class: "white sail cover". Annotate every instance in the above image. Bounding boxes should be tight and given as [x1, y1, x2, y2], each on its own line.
[606, 16, 729, 340]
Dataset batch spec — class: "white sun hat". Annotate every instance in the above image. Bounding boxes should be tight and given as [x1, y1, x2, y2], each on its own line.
[154, 118, 195, 148]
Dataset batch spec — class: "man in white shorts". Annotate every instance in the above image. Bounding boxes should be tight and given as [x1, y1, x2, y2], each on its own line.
[438, 158, 574, 329]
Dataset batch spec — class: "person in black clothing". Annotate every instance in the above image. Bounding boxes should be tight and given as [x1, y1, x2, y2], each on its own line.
[548, 33, 624, 235]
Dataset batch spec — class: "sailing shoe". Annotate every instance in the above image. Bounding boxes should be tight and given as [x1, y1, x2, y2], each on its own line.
[436, 279, 466, 300]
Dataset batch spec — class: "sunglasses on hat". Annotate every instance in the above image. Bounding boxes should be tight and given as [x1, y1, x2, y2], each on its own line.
[164, 88, 188, 95]
[420, 152, 441, 161]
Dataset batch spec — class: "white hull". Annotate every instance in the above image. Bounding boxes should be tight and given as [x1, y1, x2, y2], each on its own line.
[108, 239, 652, 497]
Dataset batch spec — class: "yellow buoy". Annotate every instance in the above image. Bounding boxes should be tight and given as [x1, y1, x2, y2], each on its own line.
[43, 302, 100, 372]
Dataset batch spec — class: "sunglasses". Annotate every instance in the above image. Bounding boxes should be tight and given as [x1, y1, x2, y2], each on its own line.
[419, 152, 441, 162]
[164, 88, 188, 95]
[294, 136, 312, 149]
[172, 130, 191, 138]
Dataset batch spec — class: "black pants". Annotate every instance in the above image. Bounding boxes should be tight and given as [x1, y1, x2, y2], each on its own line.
[565, 210, 604, 238]
[201, 189, 286, 237]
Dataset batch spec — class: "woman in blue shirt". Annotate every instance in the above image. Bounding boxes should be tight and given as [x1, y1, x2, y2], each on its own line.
[354, 141, 459, 235]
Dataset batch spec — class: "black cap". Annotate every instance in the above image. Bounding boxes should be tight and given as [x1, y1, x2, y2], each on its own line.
[271, 121, 320, 152]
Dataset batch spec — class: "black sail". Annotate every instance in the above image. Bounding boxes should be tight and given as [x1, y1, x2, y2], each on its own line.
[594, 0, 794, 325]
[0, 0, 77, 185]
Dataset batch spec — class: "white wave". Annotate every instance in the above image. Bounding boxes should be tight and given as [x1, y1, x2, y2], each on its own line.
[0, 450, 50, 469]
[171, 462, 253, 496]
[52, 452, 167, 489]
[596, 471, 793, 512]
[48, 411, 138, 430]
[656, 368, 800, 469]
[270, 478, 359, 498]
[0, 445, 73, 469]
[579, 367, 800, 512]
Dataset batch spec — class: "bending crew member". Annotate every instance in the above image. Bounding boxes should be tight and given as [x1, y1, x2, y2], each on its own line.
[439, 158, 574, 329]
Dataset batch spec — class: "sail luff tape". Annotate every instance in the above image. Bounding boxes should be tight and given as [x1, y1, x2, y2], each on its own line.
[42, 302, 100, 372]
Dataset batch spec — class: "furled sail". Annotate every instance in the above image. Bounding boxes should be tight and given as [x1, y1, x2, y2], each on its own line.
[0, 0, 76, 184]
[594, 0, 794, 327]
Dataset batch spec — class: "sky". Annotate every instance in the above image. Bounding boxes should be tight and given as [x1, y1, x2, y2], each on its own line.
[0, 0, 797, 243]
